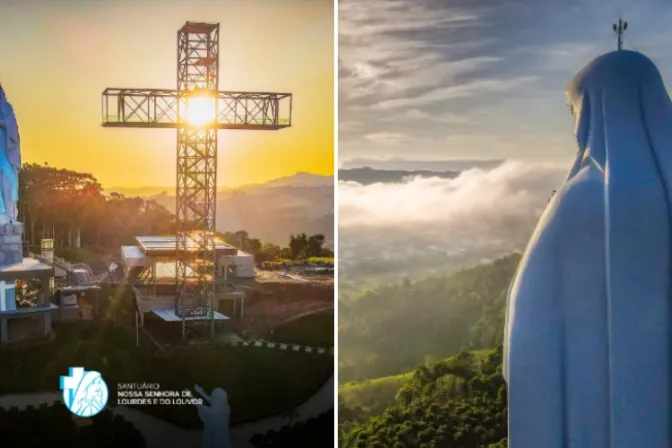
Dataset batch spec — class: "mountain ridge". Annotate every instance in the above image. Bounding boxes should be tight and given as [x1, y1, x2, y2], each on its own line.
[339, 167, 460, 185]
[105, 172, 334, 247]
[106, 172, 333, 197]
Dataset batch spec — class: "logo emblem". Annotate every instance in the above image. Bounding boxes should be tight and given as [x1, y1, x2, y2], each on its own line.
[60, 367, 109, 417]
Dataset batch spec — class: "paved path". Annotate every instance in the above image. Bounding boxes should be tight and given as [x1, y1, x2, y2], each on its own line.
[0, 374, 334, 448]
[230, 374, 334, 446]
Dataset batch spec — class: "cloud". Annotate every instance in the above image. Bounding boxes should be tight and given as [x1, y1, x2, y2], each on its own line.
[380, 108, 485, 125]
[364, 132, 409, 145]
[338, 160, 568, 241]
[372, 76, 539, 110]
[340, 121, 364, 132]
[339, 1, 480, 38]
[339, 0, 494, 101]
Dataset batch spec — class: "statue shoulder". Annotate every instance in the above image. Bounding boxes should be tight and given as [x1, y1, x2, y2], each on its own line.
[554, 166, 605, 229]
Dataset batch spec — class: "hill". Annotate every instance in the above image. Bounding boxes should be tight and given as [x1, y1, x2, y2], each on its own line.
[339, 371, 412, 418]
[339, 158, 504, 172]
[338, 167, 459, 185]
[260, 172, 333, 188]
[339, 348, 507, 448]
[338, 254, 521, 383]
[339, 349, 492, 419]
[111, 173, 334, 247]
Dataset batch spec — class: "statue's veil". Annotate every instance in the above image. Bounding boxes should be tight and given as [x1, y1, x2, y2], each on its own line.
[565, 50, 672, 325]
[0, 87, 19, 170]
[504, 51, 672, 382]
[566, 51, 672, 184]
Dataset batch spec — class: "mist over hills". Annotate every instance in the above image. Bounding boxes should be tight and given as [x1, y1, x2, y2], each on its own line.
[338, 160, 568, 285]
[338, 161, 567, 446]
[338, 167, 460, 185]
[108, 172, 334, 247]
[340, 157, 505, 172]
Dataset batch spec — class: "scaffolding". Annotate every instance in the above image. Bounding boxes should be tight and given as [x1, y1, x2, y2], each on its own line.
[102, 22, 293, 339]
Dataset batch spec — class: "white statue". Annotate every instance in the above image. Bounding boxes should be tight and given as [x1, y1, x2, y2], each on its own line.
[0, 84, 20, 225]
[194, 384, 232, 448]
[504, 50, 672, 447]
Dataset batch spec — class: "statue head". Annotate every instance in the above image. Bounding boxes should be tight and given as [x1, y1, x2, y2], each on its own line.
[0, 85, 20, 168]
[210, 388, 230, 414]
[564, 51, 672, 181]
[567, 51, 667, 149]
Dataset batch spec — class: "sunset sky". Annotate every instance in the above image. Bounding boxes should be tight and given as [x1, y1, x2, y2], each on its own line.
[0, 0, 334, 189]
[339, 0, 672, 167]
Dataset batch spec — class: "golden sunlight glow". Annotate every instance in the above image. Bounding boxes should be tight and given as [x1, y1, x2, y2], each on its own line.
[185, 95, 216, 126]
[4, 0, 334, 187]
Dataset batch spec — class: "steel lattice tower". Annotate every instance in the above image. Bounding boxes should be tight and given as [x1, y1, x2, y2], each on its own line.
[175, 24, 219, 325]
[101, 22, 292, 339]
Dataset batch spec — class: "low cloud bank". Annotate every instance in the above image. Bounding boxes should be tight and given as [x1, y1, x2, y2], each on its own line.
[339, 160, 568, 241]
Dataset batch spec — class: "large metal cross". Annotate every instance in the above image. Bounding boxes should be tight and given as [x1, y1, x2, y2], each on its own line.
[101, 22, 292, 337]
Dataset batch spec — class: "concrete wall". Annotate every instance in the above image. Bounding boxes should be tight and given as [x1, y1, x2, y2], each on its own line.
[233, 254, 254, 278]
[218, 253, 254, 279]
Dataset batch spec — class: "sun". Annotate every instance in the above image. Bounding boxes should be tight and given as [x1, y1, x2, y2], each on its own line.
[185, 95, 216, 126]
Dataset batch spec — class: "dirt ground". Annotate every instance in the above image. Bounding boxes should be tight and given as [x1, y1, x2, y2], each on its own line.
[253, 269, 334, 286]
[236, 270, 334, 336]
[90, 261, 334, 343]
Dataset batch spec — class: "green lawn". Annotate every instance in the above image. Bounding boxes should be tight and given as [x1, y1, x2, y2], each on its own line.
[0, 321, 333, 428]
[269, 309, 334, 347]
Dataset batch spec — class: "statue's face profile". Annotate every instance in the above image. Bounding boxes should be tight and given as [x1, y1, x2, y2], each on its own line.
[564, 51, 666, 151]
[567, 51, 664, 118]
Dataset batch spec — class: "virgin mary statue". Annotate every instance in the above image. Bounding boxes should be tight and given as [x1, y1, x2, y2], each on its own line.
[504, 50, 672, 447]
[195, 385, 232, 448]
[0, 84, 20, 225]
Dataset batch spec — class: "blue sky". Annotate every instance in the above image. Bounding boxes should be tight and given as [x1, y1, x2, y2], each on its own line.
[338, 0, 672, 167]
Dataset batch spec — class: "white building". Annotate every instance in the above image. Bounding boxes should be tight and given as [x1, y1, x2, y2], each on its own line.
[121, 235, 255, 283]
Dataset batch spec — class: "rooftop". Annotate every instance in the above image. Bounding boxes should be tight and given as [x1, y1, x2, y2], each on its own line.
[0, 303, 58, 317]
[136, 235, 238, 257]
[152, 308, 230, 322]
[180, 22, 219, 34]
[0, 258, 53, 281]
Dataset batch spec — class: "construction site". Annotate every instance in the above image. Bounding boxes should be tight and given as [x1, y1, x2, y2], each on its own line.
[0, 21, 334, 350]
[111, 233, 334, 346]
[96, 21, 333, 348]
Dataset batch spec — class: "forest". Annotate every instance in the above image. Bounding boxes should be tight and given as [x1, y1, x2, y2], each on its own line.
[340, 349, 507, 448]
[18, 163, 174, 253]
[339, 254, 520, 383]
[219, 230, 334, 262]
[18, 163, 333, 263]
[339, 254, 521, 447]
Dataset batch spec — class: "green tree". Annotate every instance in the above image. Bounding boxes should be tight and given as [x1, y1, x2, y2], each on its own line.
[18, 164, 174, 255]
[289, 233, 308, 259]
[306, 234, 326, 257]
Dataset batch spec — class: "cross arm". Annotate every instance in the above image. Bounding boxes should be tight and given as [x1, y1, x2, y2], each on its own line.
[101, 88, 292, 130]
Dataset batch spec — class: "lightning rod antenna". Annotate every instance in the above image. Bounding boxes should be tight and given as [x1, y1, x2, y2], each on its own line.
[613, 18, 628, 51]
